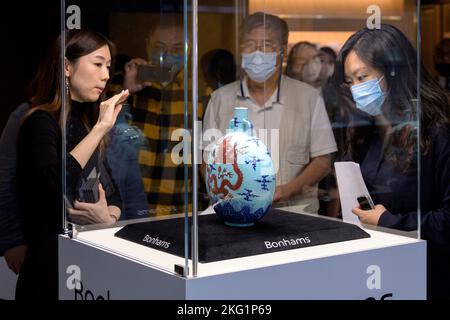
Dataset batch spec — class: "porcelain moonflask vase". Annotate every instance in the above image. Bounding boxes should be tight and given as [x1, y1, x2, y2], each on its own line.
[206, 107, 275, 227]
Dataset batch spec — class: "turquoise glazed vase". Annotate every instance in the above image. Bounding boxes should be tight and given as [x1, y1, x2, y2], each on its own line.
[206, 107, 275, 227]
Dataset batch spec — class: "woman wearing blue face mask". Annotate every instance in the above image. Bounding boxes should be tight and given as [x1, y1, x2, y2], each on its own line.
[335, 24, 450, 299]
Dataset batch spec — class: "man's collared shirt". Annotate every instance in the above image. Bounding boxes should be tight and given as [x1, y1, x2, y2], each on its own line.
[202, 75, 337, 212]
[203, 76, 337, 160]
[236, 78, 284, 151]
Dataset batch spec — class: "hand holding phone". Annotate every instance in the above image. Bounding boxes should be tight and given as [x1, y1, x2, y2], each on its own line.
[357, 196, 373, 210]
[137, 63, 174, 83]
[124, 58, 153, 94]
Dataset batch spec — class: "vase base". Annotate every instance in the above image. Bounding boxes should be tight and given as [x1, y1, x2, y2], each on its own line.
[224, 221, 255, 227]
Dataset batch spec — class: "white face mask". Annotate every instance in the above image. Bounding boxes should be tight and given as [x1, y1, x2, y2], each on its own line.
[241, 50, 278, 83]
[301, 58, 322, 85]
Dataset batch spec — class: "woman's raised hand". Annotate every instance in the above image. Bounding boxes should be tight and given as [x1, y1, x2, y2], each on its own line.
[96, 89, 129, 132]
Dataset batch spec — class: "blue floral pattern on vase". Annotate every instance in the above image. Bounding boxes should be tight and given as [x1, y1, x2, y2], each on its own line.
[206, 107, 275, 227]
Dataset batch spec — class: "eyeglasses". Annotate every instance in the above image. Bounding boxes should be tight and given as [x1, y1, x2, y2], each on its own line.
[240, 40, 281, 53]
[147, 42, 185, 56]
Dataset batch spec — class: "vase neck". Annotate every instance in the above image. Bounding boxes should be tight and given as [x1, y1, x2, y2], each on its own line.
[234, 107, 248, 120]
[229, 107, 253, 135]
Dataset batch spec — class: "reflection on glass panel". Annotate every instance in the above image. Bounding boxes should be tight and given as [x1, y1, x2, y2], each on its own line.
[62, 1, 197, 228]
[201, 9, 336, 218]
[59, 0, 194, 279]
[113, 13, 190, 219]
[197, 2, 448, 297]
[199, 1, 432, 241]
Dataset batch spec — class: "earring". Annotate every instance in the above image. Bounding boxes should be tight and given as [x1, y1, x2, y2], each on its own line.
[65, 77, 70, 96]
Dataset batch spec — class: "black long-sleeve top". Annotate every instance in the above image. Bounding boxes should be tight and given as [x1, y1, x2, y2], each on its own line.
[350, 123, 450, 299]
[16, 101, 121, 299]
[65, 101, 122, 208]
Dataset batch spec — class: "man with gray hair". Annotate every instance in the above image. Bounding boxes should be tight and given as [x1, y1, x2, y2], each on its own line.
[202, 12, 337, 213]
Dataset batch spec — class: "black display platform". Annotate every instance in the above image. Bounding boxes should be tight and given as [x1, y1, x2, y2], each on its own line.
[114, 208, 370, 263]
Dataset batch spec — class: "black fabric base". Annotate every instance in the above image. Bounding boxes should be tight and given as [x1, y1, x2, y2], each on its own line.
[114, 208, 370, 263]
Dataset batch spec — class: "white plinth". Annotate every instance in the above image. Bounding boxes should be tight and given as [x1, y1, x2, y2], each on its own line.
[58, 213, 426, 300]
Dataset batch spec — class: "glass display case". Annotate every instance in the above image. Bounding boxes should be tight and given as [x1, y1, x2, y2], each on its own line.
[58, 0, 428, 299]
[61, 0, 193, 277]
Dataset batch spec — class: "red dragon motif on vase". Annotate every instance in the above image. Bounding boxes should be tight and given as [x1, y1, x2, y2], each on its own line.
[207, 136, 244, 198]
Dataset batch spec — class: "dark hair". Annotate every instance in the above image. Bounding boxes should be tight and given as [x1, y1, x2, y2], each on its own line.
[25, 29, 115, 154]
[239, 12, 289, 47]
[320, 46, 337, 62]
[147, 13, 184, 38]
[286, 41, 317, 78]
[27, 29, 115, 128]
[201, 49, 236, 89]
[334, 24, 450, 169]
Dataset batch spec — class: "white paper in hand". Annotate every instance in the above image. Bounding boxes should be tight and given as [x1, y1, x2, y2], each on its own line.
[334, 161, 374, 226]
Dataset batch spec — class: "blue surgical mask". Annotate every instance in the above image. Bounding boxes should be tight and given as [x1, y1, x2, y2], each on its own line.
[149, 52, 184, 73]
[241, 51, 278, 83]
[350, 76, 385, 116]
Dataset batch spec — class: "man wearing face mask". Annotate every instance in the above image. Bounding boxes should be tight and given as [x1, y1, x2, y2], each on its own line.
[434, 38, 450, 91]
[202, 12, 337, 213]
[121, 14, 204, 216]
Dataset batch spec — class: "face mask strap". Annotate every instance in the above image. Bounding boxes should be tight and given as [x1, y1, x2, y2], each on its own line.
[276, 49, 284, 103]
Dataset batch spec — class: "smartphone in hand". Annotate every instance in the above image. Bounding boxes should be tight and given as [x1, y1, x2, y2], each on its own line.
[357, 196, 373, 210]
[137, 64, 174, 83]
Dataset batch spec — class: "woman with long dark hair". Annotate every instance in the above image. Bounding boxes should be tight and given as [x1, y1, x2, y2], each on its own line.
[16, 29, 129, 299]
[334, 24, 450, 299]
